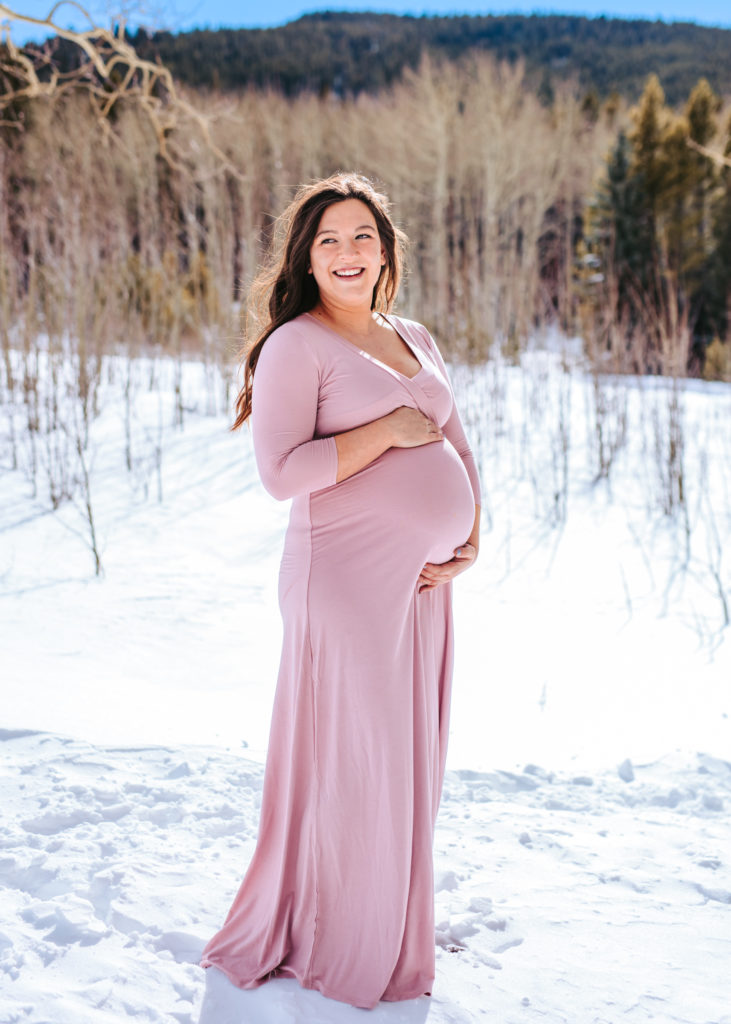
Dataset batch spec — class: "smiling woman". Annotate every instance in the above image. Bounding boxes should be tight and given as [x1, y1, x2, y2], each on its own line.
[200, 173, 481, 1010]
[307, 199, 425, 387]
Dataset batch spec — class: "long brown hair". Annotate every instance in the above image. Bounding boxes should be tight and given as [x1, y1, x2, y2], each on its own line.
[231, 173, 407, 430]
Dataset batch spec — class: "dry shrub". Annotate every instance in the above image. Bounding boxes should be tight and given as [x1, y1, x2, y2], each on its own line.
[0, 52, 615, 367]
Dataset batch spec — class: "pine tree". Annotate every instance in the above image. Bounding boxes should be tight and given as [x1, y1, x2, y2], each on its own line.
[649, 80, 719, 348]
[656, 114, 692, 274]
[682, 79, 721, 345]
[625, 75, 722, 357]
[589, 130, 655, 310]
[707, 112, 731, 346]
[628, 74, 669, 222]
[583, 74, 726, 370]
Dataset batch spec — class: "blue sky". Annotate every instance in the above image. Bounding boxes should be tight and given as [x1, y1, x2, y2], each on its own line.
[5, 0, 731, 44]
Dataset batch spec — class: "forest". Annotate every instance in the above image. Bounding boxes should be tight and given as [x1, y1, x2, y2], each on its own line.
[2, 18, 730, 372]
[26, 12, 731, 105]
[0, 11, 730, 574]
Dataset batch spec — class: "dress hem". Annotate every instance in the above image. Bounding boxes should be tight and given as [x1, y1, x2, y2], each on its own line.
[201, 959, 433, 1012]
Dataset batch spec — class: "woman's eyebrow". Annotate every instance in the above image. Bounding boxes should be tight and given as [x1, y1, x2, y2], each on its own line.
[314, 224, 376, 238]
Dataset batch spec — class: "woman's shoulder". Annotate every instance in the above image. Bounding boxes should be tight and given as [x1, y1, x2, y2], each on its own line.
[265, 313, 316, 344]
[385, 313, 437, 351]
[259, 314, 325, 365]
[386, 312, 427, 333]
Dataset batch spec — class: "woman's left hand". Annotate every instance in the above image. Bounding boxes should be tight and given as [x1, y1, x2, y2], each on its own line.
[417, 542, 478, 593]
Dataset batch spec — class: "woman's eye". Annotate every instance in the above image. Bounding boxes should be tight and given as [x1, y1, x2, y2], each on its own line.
[318, 232, 374, 244]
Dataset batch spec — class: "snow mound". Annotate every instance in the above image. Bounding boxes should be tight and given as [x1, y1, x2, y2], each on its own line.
[2, 732, 730, 1023]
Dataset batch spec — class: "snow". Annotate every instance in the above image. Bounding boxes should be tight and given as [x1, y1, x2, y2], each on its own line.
[2, 347, 731, 1022]
[3, 733, 730, 1023]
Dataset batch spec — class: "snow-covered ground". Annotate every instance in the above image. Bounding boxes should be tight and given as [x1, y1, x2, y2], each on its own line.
[2, 348, 730, 1023]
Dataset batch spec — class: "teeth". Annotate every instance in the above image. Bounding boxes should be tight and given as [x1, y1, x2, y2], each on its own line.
[334, 268, 363, 277]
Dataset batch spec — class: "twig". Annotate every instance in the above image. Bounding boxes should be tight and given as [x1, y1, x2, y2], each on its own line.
[686, 137, 731, 170]
[0, 4, 245, 179]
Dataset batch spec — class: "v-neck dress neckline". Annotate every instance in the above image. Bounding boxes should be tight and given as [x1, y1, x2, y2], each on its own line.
[303, 311, 429, 382]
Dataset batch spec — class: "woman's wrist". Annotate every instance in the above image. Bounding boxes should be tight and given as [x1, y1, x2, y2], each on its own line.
[378, 409, 397, 448]
[334, 416, 394, 482]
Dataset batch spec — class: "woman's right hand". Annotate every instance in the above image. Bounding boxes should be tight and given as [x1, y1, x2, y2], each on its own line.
[385, 406, 443, 448]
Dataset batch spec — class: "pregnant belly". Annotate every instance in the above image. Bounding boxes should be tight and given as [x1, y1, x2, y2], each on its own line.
[310, 439, 476, 569]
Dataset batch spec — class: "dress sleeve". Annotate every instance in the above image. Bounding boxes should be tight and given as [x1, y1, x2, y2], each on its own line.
[251, 326, 339, 501]
[421, 326, 482, 506]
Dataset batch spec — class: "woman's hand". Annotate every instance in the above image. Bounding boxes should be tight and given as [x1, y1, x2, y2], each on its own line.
[385, 406, 443, 448]
[334, 406, 442, 483]
[417, 542, 478, 593]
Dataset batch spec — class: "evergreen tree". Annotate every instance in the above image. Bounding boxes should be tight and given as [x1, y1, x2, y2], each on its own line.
[583, 74, 728, 368]
[589, 130, 655, 311]
[708, 113, 731, 345]
[659, 114, 693, 275]
[681, 79, 721, 344]
[628, 73, 669, 221]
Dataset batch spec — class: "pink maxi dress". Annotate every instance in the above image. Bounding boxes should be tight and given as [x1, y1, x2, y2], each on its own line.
[201, 311, 481, 1010]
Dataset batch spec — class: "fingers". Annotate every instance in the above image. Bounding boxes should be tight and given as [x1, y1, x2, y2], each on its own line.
[417, 565, 449, 591]
[389, 407, 443, 448]
[418, 546, 476, 592]
[427, 419, 443, 439]
[418, 564, 438, 592]
[418, 414, 442, 445]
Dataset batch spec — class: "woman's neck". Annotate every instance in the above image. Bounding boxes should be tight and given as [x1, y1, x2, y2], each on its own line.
[310, 301, 380, 340]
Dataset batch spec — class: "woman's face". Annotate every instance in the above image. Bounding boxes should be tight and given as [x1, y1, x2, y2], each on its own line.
[308, 198, 386, 312]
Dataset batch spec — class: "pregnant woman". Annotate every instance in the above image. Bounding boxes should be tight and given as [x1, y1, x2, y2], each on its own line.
[201, 172, 481, 1010]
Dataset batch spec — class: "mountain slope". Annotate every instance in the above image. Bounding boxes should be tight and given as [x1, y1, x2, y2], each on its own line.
[126, 11, 731, 102]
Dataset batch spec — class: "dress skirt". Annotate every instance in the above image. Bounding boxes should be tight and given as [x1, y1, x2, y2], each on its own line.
[200, 313, 481, 1009]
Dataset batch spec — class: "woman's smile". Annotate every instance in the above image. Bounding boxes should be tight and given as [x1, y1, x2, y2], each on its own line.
[333, 267, 366, 278]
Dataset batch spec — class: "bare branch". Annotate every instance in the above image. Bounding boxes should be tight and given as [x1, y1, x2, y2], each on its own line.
[686, 136, 731, 169]
[0, 4, 244, 179]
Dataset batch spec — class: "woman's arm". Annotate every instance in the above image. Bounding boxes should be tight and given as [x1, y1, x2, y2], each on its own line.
[251, 329, 441, 500]
[416, 325, 482, 590]
[442, 404, 482, 510]
[334, 406, 443, 483]
[251, 330, 338, 500]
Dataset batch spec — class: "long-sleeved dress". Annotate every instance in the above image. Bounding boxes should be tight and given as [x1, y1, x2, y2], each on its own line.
[200, 311, 481, 1010]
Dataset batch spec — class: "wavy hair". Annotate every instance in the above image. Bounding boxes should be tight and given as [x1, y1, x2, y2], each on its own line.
[232, 173, 407, 430]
